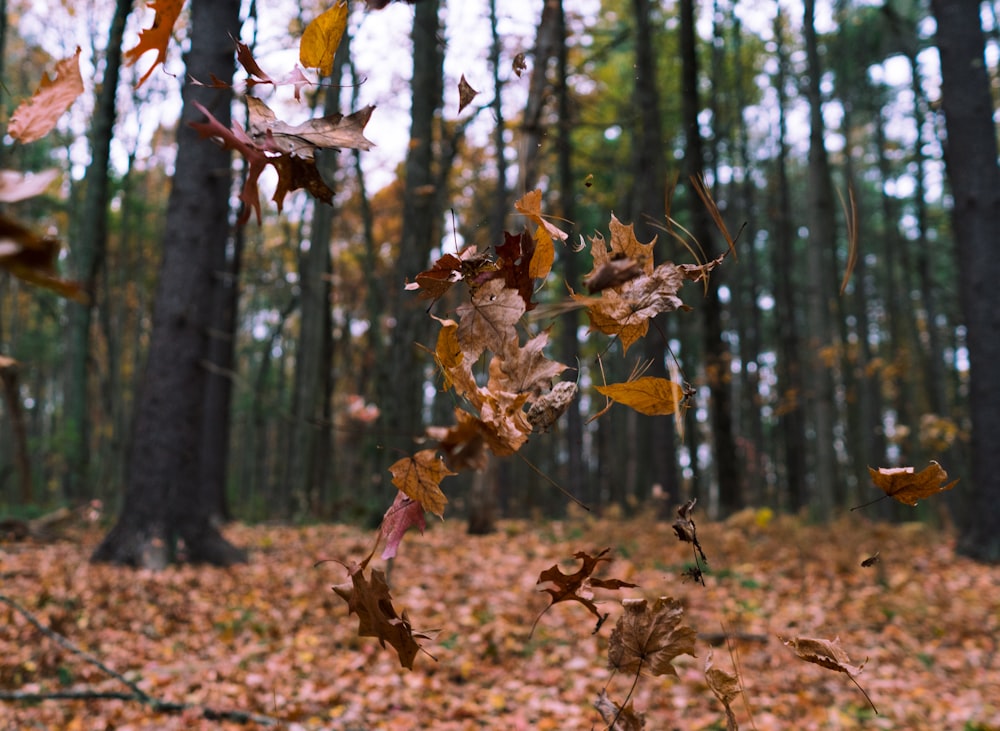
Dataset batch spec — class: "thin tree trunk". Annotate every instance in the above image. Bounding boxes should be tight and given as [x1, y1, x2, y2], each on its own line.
[64, 0, 130, 502]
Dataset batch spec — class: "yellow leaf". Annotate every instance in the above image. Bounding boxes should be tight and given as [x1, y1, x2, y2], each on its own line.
[595, 377, 684, 416]
[300, 3, 348, 76]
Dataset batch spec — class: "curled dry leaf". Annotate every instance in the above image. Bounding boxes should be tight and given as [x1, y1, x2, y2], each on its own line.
[608, 596, 697, 678]
[527, 380, 578, 433]
[783, 635, 877, 713]
[594, 689, 646, 730]
[379, 492, 425, 560]
[867, 461, 959, 506]
[457, 74, 479, 113]
[705, 650, 740, 731]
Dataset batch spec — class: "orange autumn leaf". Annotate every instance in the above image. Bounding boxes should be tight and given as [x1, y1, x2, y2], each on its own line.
[595, 377, 685, 416]
[8, 47, 84, 144]
[388, 450, 454, 517]
[867, 461, 959, 506]
[455, 279, 525, 360]
[299, 2, 348, 77]
[783, 635, 876, 713]
[514, 189, 567, 280]
[125, 0, 186, 87]
[608, 596, 697, 678]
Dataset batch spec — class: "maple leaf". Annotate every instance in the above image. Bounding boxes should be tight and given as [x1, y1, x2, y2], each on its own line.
[457, 74, 479, 113]
[863, 461, 959, 507]
[706, 650, 740, 731]
[246, 96, 374, 160]
[514, 189, 567, 280]
[477, 389, 532, 456]
[595, 376, 685, 416]
[783, 635, 877, 713]
[125, 0, 185, 87]
[406, 252, 466, 300]
[300, 3, 348, 77]
[594, 689, 646, 730]
[455, 279, 526, 360]
[388, 449, 454, 517]
[9, 47, 84, 144]
[379, 492, 425, 560]
[531, 548, 637, 636]
[584, 255, 643, 293]
[487, 330, 567, 397]
[332, 557, 430, 670]
[607, 596, 697, 678]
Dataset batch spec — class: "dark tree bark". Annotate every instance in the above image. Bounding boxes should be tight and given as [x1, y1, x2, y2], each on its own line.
[802, 0, 837, 519]
[92, 0, 245, 568]
[64, 0, 130, 502]
[931, 0, 1000, 562]
[376, 0, 443, 493]
[632, 0, 677, 508]
[770, 6, 808, 512]
[679, 0, 740, 515]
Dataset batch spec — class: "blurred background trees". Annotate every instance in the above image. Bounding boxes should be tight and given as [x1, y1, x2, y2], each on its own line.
[0, 0, 994, 548]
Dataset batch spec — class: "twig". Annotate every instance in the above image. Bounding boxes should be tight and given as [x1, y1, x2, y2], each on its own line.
[0, 593, 281, 726]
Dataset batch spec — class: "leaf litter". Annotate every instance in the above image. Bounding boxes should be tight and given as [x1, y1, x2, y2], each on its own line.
[1, 514, 999, 730]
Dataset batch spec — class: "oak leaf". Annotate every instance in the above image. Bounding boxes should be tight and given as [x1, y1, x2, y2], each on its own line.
[388, 449, 454, 517]
[595, 377, 685, 416]
[608, 596, 697, 677]
[246, 96, 374, 160]
[532, 548, 637, 636]
[867, 461, 959, 506]
[9, 47, 84, 144]
[234, 42, 313, 101]
[379, 492, 425, 560]
[332, 557, 429, 670]
[300, 3, 348, 77]
[125, 0, 185, 87]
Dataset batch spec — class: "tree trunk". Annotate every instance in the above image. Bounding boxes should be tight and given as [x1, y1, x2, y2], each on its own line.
[63, 0, 130, 502]
[376, 0, 443, 499]
[931, 0, 1000, 562]
[802, 0, 837, 520]
[680, 0, 739, 516]
[92, 0, 245, 568]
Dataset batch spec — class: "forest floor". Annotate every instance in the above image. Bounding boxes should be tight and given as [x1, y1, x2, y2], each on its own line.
[1, 509, 999, 731]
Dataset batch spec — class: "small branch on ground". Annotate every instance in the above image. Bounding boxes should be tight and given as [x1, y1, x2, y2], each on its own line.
[0, 593, 281, 726]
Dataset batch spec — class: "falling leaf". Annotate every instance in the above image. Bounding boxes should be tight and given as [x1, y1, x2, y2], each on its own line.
[457, 74, 479, 113]
[512, 52, 527, 77]
[866, 461, 959, 507]
[783, 635, 877, 713]
[9, 48, 84, 144]
[388, 450, 454, 517]
[861, 552, 880, 567]
[594, 377, 685, 417]
[584, 256, 642, 293]
[246, 96, 374, 160]
[0, 216, 87, 303]
[705, 650, 740, 731]
[0, 169, 59, 203]
[607, 596, 697, 678]
[332, 557, 430, 670]
[527, 381, 578, 433]
[427, 410, 489, 472]
[300, 3, 348, 77]
[455, 279, 526, 360]
[487, 330, 567, 398]
[672, 498, 707, 583]
[532, 548, 637, 636]
[514, 190, 567, 280]
[124, 0, 185, 87]
[594, 689, 645, 730]
[379, 492, 425, 560]
[495, 229, 538, 311]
